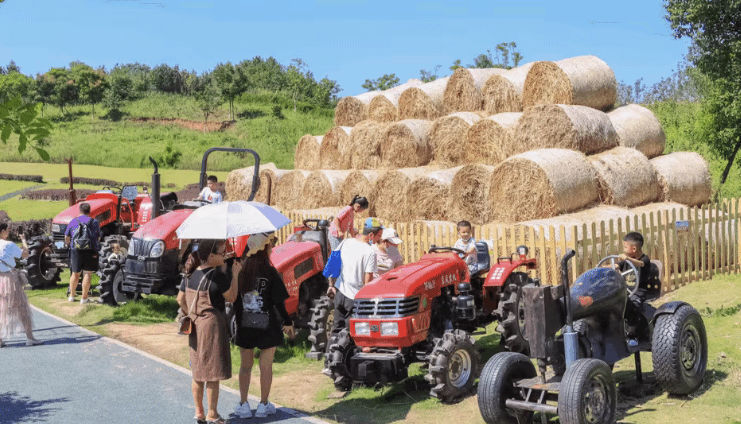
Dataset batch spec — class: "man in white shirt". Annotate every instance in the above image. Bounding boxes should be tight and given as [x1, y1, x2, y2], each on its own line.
[197, 175, 223, 203]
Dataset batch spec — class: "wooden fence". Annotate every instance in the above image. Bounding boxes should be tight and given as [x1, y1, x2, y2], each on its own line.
[276, 199, 740, 294]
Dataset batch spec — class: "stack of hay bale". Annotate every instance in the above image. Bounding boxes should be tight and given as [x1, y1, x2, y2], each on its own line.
[227, 55, 712, 226]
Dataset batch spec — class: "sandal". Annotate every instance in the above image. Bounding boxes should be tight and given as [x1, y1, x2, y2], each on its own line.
[206, 415, 227, 424]
[194, 415, 206, 424]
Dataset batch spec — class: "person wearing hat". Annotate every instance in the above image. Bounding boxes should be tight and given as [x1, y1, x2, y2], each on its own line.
[374, 228, 404, 277]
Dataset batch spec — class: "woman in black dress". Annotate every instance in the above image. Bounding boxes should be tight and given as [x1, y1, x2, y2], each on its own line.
[232, 234, 294, 419]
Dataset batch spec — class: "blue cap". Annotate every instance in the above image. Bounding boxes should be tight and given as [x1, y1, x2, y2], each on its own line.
[363, 217, 383, 230]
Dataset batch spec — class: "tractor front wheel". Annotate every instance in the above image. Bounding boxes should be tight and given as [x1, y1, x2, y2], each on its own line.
[326, 328, 355, 391]
[652, 305, 707, 395]
[494, 273, 533, 354]
[426, 329, 480, 403]
[306, 295, 334, 359]
[557, 358, 616, 424]
[24, 236, 60, 289]
[98, 236, 135, 306]
[477, 352, 536, 424]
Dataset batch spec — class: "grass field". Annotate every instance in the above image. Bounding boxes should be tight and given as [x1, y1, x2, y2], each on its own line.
[25, 270, 741, 424]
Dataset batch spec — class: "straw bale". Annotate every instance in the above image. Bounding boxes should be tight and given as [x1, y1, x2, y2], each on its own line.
[404, 167, 461, 221]
[489, 148, 599, 222]
[302, 170, 351, 209]
[226, 162, 283, 204]
[650, 152, 711, 206]
[398, 76, 450, 120]
[294, 135, 323, 170]
[340, 170, 380, 213]
[372, 167, 433, 222]
[348, 120, 390, 169]
[319, 126, 352, 169]
[588, 147, 659, 207]
[518, 205, 634, 240]
[515, 104, 617, 155]
[443, 68, 507, 113]
[289, 207, 339, 220]
[334, 90, 381, 127]
[607, 104, 665, 158]
[380, 119, 433, 168]
[274, 170, 311, 210]
[450, 164, 495, 224]
[465, 112, 522, 165]
[482, 62, 534, 114]
[368, 79, 423, 122]
[522, 55, 617, 111]
[429, 112, 483, 166]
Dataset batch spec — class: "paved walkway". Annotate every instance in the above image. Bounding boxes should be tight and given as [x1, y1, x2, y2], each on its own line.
[0, 307, 325, 424]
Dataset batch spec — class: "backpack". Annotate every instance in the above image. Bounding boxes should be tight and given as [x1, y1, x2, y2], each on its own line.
[322, 240, 344, 279]
[71, 218, 94, 250]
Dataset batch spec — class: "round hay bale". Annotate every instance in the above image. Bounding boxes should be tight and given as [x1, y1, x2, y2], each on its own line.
[398, 76, 450, 120]
[334, 90, 381, 127]
[302, 170, 351, 209]
[348, 120, 390, 169]
[608, 104, 665, 158]
[380, 119, 433, 168]
[522, 55, 617, 111]
[404, 167, 461, 221]
[482, 62, 534, 114]
[449, 164, 495, 224]
[650, 152, 711, 206]
[226, 162, 281, 204]
[488, 148, 599, 222]
[372, 167, 433, 222]
[319, 126, 352, 169]
[464, 112, 522, 165]
[515, 104, 617, 156]
[428, 112, 482, 166]
[294, 135, 324, 170]
[340, 170, 380, 211]
[274, 170, 311, 210]
[518, 205, 634, 241]
[588, 147, 659, 207]
[368, 79, 423, 122]
[443, 68, 506, 113]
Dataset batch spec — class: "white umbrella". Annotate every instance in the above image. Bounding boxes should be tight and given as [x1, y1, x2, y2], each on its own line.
[175, 201, 291, 240]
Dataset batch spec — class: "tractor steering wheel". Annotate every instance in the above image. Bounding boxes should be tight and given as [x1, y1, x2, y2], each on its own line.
[597, 255, 640, 295]
[428, 245, 466, 256]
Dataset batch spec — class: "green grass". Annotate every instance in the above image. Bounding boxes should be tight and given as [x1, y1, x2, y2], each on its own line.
[0, 180, 41, 195]
[0, 198, 68, 220]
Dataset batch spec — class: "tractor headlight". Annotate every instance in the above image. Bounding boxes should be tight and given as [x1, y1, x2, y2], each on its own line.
[517, 245, 529, 256]
[149, 240, 165, 258]
[354, 322, 370, 336]
[381, 322, 399, 336]
[51, 224, 61, 233]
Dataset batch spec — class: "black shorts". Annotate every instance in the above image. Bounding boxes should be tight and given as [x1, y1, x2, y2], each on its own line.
[70, 249, 99, 273]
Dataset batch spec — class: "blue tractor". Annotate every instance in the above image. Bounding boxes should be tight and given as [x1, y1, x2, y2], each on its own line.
[477, 250, 708, 424]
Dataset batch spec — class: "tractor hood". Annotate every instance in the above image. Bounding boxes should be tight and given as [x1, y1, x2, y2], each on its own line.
[356, 252, 468, 299]
[132, 208, 194, 242]
[52, 194, 118, 225]
[271, 241, 321, 272]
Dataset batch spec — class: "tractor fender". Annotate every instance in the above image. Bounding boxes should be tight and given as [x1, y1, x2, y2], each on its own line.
[483, 259, 536, 288]
[652, 301, 690, 323]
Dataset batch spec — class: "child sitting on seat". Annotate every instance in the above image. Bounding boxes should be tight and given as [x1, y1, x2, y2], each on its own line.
[616, 232, 658, 306]
[454, 221, 478, 275]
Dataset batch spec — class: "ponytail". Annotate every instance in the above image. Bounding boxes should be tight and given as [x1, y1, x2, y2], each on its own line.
[349, 195, 369, 210]
[183, 251, 201, 276]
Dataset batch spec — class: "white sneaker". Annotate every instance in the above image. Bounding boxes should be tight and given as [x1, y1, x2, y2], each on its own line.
[68, 296, 75, 302]
[80, 298, 91, 305]
[254, 401, 276, 418]
[234, 401, 252, 418]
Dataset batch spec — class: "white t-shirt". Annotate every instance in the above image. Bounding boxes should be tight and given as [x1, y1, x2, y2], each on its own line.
[0, 239, 22, 272]
[198, 187, 223, 203]
[337, 238, 377, 299]
[454, 237, 477, 266]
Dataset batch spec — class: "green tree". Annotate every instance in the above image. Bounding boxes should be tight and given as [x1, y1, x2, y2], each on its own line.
[665, 0, 741, 189]
[0, 71, 34, 102]
[110, 63, 150, 97]
[0, 96, 53, 160]
[471, 42, 523, 69]
[44, 67, 79, 114]
[361, 73, 400, 91]
[150, 64, 184, 93]
[419, 65, 442, 82]
[193, 74, 222, 125]
[212, 62, 248, 120]
[103, 73, 133, 120]
[33, 74, 55, 117]
[72, 63, 108, 117]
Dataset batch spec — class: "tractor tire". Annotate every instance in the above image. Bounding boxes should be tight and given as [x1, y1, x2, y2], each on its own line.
[306, 295, 334, 357]
[652, 305, 707, 395]
[557, 358, 616, 424]
[494, 273, 533, 354]
[326, 328, 355, 391]
[477, 352, 536, 424]
[98, 236, 132, 306]
[426, 329, 480, 403]
[24, 236, 61, 289]
[98, 235, 129, 273]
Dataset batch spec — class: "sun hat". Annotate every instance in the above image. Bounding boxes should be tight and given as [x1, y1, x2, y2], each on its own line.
[244, 232, 275, 257]
[381, 228, 402, 245]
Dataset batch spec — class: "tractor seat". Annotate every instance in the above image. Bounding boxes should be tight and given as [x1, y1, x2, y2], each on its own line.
[469, 241, 491, 277]
[159, 192, 178, 211]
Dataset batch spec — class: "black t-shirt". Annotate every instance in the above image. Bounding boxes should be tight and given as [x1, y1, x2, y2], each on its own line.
[619, 253, 657, 291]
[238, 265, 290, 326]
[179, 267, 231, 312]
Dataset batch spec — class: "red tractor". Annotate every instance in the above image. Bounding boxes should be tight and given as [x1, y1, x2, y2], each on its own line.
[325, 243, 538, 402]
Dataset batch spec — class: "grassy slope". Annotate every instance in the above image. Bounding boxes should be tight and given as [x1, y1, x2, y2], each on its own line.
[0, 93, 334, 171]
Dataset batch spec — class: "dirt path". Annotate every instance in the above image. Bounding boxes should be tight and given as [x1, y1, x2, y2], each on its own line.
[0, 184, 46, 201]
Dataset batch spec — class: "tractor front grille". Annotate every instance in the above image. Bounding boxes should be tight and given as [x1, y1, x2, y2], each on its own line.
[354, 297, 420, 318]
[128, 238, 156, 257]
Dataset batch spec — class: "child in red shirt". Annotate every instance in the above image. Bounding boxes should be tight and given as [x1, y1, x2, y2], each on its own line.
[328, 195, 369, 250]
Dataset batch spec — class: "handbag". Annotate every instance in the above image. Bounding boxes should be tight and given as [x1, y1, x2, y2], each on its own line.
[322, 240, 344, 279]
[178, 270, 213, 335]
[241, 310, 270, 329]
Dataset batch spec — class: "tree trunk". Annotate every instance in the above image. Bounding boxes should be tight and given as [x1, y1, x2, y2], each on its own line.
[720, 136, 741, 185]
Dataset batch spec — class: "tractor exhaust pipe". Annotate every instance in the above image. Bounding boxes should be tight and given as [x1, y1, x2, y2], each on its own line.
[149, 157, 161, 219]
[560, 249, 578, 367]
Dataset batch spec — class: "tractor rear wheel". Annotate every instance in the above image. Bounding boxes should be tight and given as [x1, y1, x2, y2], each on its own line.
[494, 273, 533, 354]
[477, 352, 536, 424]
[24, 236, 60, 289]
[306, 295, 334, 359]
[652, 305, 707, 395]
[326, 328, 355, 391]
[557, 358, 616, 424]
[426, 329, 480, 403]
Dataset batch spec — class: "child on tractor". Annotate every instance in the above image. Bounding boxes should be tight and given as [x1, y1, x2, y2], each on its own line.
[454, 220, 477, 275]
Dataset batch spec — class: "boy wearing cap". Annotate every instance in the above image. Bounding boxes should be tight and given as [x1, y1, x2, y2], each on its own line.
[374, 228, 404, 277]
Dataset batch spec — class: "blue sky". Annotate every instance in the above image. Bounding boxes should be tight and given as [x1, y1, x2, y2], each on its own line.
[0, 0, 689, 96]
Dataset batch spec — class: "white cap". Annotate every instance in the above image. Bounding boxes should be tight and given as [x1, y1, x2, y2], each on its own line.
[381, 228, 402, 245]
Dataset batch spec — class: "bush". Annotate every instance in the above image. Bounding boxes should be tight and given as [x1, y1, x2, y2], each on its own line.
[272, 105, 284, 119]
[0, 173, 44, 183]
